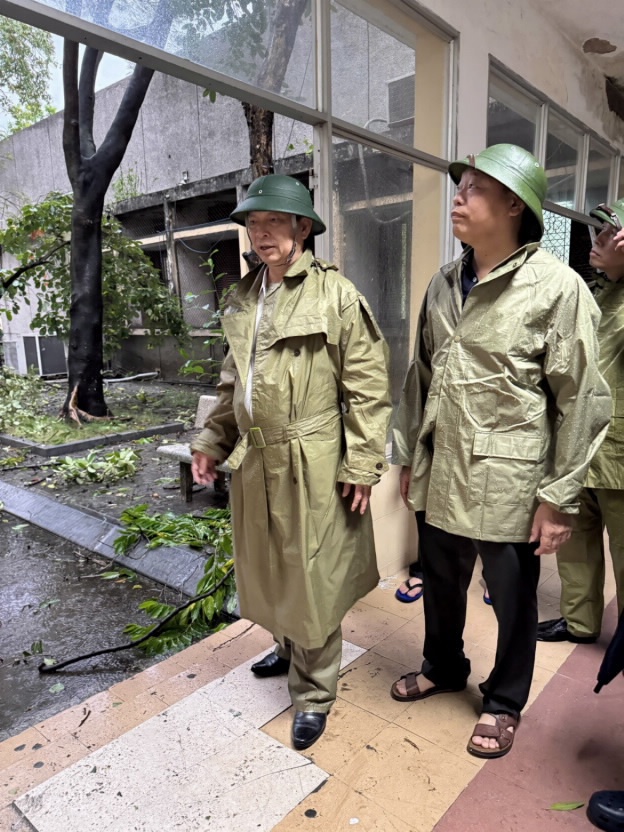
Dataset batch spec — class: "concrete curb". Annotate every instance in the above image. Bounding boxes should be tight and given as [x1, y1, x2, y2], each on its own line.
[0, 422, 184, 458]
[0, 480, 206, 597]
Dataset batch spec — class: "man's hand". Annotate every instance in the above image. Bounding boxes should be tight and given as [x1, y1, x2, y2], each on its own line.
[529, 502, 573, 555]
[399, 466, 412, 509]
[191, 451, 218, 486]
[341, 483, 372, 515]
[614, 227, 624, 254]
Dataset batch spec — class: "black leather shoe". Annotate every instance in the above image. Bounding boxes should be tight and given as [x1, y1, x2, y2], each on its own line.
[292, 711, 327, 750]
[250, 653, 290, 677]
[587, 789, 624, 831]
[537, 617, 597, 644]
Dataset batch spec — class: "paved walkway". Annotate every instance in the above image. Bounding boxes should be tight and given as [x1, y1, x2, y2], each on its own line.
[1, 552, 622, 832]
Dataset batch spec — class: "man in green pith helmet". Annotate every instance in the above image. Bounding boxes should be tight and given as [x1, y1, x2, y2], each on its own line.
[538, 198, 624, 645]
[191, 174, 391, 751]
[392, 144, 611, 759]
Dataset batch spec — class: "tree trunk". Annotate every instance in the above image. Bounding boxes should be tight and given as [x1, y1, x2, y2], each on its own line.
[64, 184, 109, 417]
[242, 104, 275, 178]
[61, 40, 155, 419]
[241, 0, 308, 179]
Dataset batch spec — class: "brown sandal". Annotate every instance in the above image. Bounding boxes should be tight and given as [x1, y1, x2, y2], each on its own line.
[467, 713, 520, 759]
[390, 672, 466, 702]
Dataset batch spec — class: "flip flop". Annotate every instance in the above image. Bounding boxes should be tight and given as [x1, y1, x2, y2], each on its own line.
[467, 713, 520, 759]
[390, 672, 466, 702]
[395, 577, 424, 603]
[483, 591, 492, 606]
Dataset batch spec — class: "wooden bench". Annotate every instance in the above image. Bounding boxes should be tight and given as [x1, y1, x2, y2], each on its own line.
[156, 395, 228, 502]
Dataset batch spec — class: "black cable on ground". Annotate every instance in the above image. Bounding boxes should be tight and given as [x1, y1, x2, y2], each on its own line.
[38, 566, 235, 674]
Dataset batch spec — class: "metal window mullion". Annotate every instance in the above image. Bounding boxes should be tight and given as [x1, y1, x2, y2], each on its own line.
[608, 154, 620, 204]
[535, 101, 548, 165]
[332, 118, 449, 171]
[575, 133, 590, 214]
[313, 0, 333, 261]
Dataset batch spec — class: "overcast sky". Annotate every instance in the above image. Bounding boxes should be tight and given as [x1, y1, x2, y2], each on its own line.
[47, 34, 133, 111]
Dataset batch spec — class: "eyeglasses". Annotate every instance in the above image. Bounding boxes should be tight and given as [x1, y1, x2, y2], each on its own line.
[589, 204, 623, 244]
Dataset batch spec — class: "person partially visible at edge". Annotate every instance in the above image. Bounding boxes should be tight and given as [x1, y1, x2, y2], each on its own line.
[538, 199, 624, 646]
[191, 175, 392, 752]
[391, 143, 611, 760]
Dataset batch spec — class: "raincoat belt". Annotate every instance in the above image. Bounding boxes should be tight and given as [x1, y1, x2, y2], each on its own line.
[227, 407, 341, 470]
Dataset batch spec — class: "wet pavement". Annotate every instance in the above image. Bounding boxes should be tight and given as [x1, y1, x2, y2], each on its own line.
[0, 513, 183, 741]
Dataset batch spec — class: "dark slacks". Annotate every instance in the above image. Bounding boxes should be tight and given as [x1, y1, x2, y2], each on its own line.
[419, 520, 540, 716]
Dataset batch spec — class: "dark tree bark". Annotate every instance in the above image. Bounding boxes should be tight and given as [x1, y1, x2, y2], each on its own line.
[62, 40, 154, 418]
[243, 0, 309, 178]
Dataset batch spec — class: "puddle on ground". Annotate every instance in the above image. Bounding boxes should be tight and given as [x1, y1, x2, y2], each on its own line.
[0, 512, 185, 741]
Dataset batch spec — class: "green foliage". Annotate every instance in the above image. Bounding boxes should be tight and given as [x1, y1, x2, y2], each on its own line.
[116, 504, 236, 655]
[111, 164, 143, 203]
[0, 193, 189, 358]
[55, 449, 139, 484]
[0, 367, 53, 434]
[0, 18, 55, 136]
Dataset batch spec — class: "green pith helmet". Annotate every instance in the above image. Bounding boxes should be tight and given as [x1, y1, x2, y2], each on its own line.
[448, 144, 548, 238]
[590, 198, 624, 229]
[231, 174, 326, 235]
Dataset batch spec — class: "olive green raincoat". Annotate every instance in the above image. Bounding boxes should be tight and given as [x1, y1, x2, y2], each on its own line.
[393, 244, 611, 543]
[585, 275, 624, 489]
[192, 250, 392, 649]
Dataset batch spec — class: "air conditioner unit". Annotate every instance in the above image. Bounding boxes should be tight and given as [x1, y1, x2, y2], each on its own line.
[387, 73, 415, 127]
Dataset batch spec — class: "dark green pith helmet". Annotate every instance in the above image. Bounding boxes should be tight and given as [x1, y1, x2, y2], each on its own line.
[231, 174, 326, 235]
[448, 143, 548, 239]
[590, 198, 624, 229]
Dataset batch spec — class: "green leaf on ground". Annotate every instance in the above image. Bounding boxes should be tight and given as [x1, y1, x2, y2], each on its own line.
[48, 682, 64, 694]
[550, 802, 585, 811]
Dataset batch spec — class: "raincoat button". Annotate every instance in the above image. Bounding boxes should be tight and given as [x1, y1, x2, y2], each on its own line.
[293, 348, 301, 356]
[453, 335, 461, 343]
[376, 462, 383, 469]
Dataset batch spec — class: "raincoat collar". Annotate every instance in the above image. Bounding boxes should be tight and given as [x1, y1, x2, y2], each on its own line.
[441, 242, 540, 284]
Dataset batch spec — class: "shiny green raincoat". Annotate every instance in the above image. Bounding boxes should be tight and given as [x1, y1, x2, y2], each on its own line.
[192, 250, 392, 649]
[586, 275, 624, 489]
[393, 244, 611, 543]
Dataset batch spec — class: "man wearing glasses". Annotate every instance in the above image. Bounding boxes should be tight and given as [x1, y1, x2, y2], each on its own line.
[538, 199, 624, 645]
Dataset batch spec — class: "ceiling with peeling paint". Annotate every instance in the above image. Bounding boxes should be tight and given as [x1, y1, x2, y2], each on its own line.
[536, 0, 624, 88]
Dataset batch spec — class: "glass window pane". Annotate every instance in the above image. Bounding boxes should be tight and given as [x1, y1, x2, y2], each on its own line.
[545, 112, 580, 210]
[332, 137, 445, 408]
[585, 139, 613, 214]
[30, 0, 315, 107]
[487, 76, 538, 153]
[331, 2, 449, 157]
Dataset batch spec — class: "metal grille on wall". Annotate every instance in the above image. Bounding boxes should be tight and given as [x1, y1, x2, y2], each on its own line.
[541, 210, 571, 264]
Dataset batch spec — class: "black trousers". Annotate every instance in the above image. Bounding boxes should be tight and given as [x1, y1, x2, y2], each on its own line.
[419, 520, 540, 716]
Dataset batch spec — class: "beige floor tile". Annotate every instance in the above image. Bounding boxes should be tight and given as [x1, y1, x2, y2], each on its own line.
[0, 734, 89, 808]
[34, 689, 127, 744]
[342, 601, 408, 649]
[67, 690, 168, 751]
[463, 642, 554, 708]
[335, 723, 479, 832]
[107, 656, 184, 701]
[209, 622, 274, 668]
[147, 657, 230, 706]
[537, 592, 563, 622]
[537, 570, 563, 599]
[534, 638, 576, 673]
[335, 652, 413, 722]
[363, 579, 425, 621]
[273, 776, 416, 831]
[0, 803, 32, 830]
[370, 616, 424, 667]
[538, 565, 556, 587]
[0, 727, 49, 773]
[394, 689, 484, 765]
[262, 698, 389, 775]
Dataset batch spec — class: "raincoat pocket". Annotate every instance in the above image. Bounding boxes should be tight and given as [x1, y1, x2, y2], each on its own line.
[469, 431, 547, 506]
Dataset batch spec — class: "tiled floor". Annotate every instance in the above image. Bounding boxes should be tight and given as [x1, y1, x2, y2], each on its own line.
[1, 554, 621, 831]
